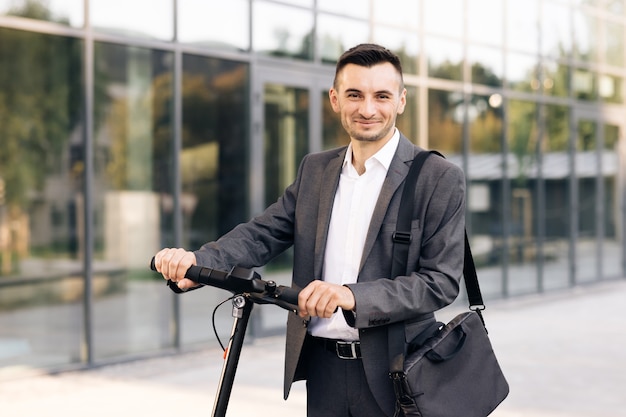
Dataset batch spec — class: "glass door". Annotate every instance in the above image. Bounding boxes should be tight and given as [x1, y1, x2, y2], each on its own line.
[250, 64, 333, 334]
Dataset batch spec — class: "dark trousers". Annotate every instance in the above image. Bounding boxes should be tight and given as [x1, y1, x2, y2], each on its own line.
[305, 338, 387, 417]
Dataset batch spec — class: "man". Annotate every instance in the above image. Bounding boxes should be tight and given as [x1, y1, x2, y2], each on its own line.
[154, 43, 466, 417]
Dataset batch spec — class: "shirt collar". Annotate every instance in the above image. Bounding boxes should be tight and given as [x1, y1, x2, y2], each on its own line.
[343, 128, 400, 171]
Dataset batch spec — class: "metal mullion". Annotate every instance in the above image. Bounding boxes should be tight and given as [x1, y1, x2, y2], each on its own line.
[82, 0, 94, 367]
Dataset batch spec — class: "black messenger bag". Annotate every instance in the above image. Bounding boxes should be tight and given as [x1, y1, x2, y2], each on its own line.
[388, 151, 509, 417]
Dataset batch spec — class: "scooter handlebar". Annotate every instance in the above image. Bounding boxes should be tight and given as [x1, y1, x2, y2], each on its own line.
[150, 257, 299, 308]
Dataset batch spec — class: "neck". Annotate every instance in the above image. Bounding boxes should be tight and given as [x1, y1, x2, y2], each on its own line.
[350, 133, 394, 175]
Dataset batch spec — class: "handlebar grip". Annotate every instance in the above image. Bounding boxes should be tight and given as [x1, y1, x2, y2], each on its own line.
[182, 264, 208, 283]
[276, 286, 299, 306]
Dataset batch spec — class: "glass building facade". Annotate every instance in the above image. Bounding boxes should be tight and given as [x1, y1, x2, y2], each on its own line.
[1, 0, 625, 374]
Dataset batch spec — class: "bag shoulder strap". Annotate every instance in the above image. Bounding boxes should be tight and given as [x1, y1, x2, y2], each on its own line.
[390, 150, 433, 279]
[388, 150, 485, 374]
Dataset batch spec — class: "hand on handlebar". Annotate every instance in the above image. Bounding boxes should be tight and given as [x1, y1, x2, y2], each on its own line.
[297, 280, 355, 319]
[153, 250, 354, 318]
[153, 248, 198, 290]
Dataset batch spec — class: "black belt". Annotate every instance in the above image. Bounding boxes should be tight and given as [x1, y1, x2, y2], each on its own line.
[312, 336, 361, 359]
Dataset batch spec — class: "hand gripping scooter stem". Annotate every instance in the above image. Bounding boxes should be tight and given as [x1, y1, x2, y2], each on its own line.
[150, 258, 300, 417]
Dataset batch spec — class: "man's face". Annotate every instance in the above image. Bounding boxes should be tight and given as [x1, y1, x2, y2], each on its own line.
[329, 62, 407, 144]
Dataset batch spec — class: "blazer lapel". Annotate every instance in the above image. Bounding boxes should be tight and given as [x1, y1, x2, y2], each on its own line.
[359, 135, 418, 274]
[314, 148, 345, 280]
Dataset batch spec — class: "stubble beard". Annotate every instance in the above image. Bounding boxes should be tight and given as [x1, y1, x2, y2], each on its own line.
[348, 124, 393, 143]
[344, 117, 394, 143]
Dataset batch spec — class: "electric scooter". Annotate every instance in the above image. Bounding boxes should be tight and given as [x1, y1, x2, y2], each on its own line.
[150, 258, 300, 417]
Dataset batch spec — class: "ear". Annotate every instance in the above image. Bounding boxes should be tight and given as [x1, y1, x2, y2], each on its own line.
[397, 88, 407, 115]
[329, 88, 340, 113]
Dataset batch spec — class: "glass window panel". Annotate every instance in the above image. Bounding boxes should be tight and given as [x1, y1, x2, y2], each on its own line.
[263, 84, 309, 207]
[577, 120, 598, 154]
[575, 119, 599, 284]
[323, 90, 347, 149]
[427, 88, 463, 155]
[507, 0, 538, 53]
[469, 94, 503, 153]
[91, 0, 173, 40]
[598, 74, 623, 103]
[424, 0, 463, 38]
[92, 43, 176, 358]
[573, 8, 600, 62]
[179, 55, 250, 249]
[604, 20, 625, 68]
[397, 86, 418, 143]
[573, 68, 597, 100]
[318, 13, 369, 64]
[507, 100, 540, 295]
[178, 54, 249, 345]
[541, 60, 569, 98]
[468, 93, 504, 297]
[372, 0, 419, 29]
[507, 52, 540, 92]
[542, 104, 570, 290]
[317, 0, 368, 19]
[373, 26, 419, 74]
[178, 0, 249, 51]
[261, 84, 309, 277]
[467, 0, 503, 46]
[425, 37, 463, 81]
[542, 1, 572, 59]
[0, 29, 83, 371]
[253, 2, 314, 60]
[468, 45, 503, 87]
[0, 0, 84, 27]
[602, 123, 622, 278]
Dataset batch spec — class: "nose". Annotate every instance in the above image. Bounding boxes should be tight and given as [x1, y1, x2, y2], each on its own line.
[359, 97, 376, 119]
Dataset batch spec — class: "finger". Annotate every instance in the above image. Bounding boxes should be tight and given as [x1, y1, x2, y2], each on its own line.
[168, 250, 184, 281]
[154, 249, 167, 274]
[297, 286, 313, 317]
[306, 287, 332, 318]
[177, 278, 196, 290]
[163, 249, 179, 281]
[157, 248, 175, 280]
[317, 293, 338, 318]
[304, 288, 323, 317]
[168, 249, 189, 281]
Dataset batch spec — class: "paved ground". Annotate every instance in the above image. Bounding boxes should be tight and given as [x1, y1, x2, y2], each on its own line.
[1, 279, 625, 417]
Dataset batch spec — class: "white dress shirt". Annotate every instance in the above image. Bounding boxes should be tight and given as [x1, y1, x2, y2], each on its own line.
[308, 129, 400, 341]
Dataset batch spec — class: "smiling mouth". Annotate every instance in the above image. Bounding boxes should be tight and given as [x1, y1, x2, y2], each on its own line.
[355, 119, 379, 126]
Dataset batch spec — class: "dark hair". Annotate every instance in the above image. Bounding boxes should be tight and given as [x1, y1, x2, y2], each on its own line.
[333, 43, 404, 88]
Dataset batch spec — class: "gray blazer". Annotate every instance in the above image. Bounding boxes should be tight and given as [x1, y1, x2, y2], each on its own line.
[193, 134, 466, 416]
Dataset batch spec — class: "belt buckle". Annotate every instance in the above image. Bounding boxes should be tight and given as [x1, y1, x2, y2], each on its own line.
[336, 341, 359, 360]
